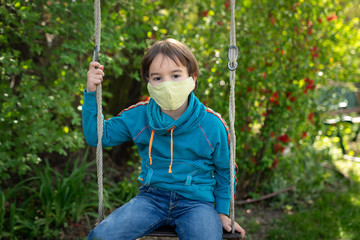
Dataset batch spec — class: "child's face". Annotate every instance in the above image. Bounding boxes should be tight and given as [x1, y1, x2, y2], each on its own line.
[148, 54, 191, 86]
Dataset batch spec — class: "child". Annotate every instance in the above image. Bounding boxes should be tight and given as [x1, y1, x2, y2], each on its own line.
[83, 38, 245, 240]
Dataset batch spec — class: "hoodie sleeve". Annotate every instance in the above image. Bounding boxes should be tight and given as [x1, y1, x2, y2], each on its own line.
[82, 90, 132, 147]
[212, 121, 232, 215]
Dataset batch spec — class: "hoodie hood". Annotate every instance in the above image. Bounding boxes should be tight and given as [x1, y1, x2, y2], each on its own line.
[147, 92, 205, 135]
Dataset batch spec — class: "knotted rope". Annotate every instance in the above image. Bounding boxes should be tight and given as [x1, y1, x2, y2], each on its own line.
[228, 0, 238, 234]
[93, 0, 104, 223]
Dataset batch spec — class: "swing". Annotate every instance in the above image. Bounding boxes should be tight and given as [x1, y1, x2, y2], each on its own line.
[91, 0, 241, 239]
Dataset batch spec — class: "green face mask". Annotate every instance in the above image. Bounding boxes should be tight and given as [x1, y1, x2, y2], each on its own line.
[147, 77, 195, 110]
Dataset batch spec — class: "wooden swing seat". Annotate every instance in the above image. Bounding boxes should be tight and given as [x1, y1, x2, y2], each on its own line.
[148, 225, 242, 239]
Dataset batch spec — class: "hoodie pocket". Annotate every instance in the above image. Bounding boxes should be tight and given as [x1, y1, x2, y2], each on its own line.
[143, 167, 153, 186]
[185, 169, 199, 186]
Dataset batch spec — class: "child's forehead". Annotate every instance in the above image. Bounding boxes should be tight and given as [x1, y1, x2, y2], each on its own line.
[151, 54, 185, 68]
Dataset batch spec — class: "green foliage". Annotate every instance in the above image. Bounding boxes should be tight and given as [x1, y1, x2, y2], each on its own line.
[35, 156, 96, 230]
[0, 147, 142, 239]
[0, 190, 4, 233]
[0, 1, 94, 180]
[104, 173, 139, 210]
[0, 149, 98, 238]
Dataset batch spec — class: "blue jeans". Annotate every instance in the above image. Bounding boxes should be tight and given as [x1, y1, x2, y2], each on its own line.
[88, 185, 222, 240]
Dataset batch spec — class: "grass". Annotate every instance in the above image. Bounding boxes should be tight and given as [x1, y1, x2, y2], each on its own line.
[268, 180, 360, 239]
[237, 133, 360, 240]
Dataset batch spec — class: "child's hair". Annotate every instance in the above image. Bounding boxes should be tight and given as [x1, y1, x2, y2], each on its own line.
[140, 38, 199, 90]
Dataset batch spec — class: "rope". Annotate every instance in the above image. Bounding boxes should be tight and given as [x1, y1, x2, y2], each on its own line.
[93, 0, 104, 223]
[228, 0, 238, 234]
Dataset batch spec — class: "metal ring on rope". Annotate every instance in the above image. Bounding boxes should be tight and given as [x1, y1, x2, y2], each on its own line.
[227, 45, 239, 71]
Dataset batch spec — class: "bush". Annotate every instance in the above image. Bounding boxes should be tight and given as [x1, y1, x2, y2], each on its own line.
[0, 1, 94, 180]
[182, 0, 359, 196]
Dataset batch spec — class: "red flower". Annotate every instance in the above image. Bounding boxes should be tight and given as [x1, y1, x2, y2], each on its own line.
[262, 72, 267, 79]
[304, 78, 315, 93]
[241, 126, 251, 132]
[248, 66, 255, 72]
[308, 113, 315, 123]
[307, 26, 313, 35]
[269, 14, 276, 25]
[261, 88, 269, 94]
[265, 59, 272, 66]
[272, 92, 279, 99]
[290, 5, 297, 13]
[294, 26, 299, 34]
[277, 134, 291, 143]
[203, 10, 208, 17]
[327, 13, 337, 21]
[270, 92, 279, 103]
[224, 0, 230, 9]
[250, 156, 256, 164]
[270, 131, 275, 138]
[287, 106, 291, 111]
[217, 21, 223, 26]
[318, 18, 322, 23]
[247, 86, 252, 92]
[274, 143, 285, 153]
[270, 158, 279, 169]
[302, 132, 308, 139]
[312, 52, 319, 58]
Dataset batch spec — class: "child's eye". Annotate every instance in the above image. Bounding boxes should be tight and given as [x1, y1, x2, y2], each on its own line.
[153, 77, 161, 81]
[173, 74, 181, 79]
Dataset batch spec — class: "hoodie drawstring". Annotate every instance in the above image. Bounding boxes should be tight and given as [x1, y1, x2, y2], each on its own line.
[148, 128, 175, 173]
[149, 130, 155, 165]
[168, 128, 174, 173]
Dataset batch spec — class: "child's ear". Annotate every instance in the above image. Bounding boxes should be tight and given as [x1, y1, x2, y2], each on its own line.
[191, 75, 198, 92]
[192, 75, 198, 84]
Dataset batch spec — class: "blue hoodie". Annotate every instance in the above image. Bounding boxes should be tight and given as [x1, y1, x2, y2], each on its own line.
[82, 91, 233, 215]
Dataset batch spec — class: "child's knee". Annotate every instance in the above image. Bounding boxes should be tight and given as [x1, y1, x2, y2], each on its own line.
[88, 228, 104, 240]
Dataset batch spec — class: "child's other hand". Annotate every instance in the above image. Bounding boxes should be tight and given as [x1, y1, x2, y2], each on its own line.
[87, 61, 105, 92]
[218, 213, 245, 239]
